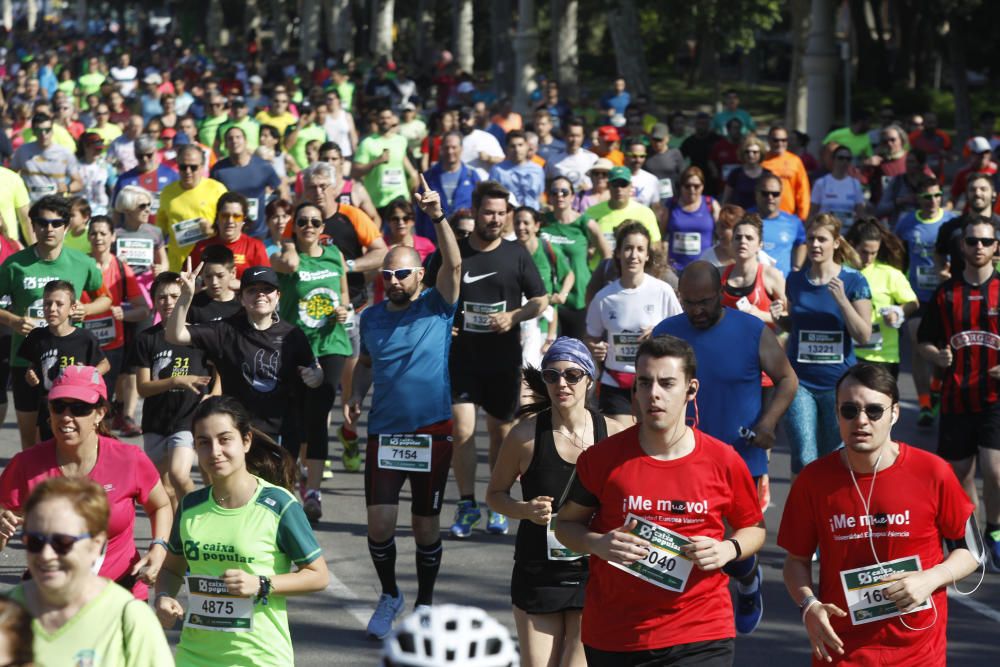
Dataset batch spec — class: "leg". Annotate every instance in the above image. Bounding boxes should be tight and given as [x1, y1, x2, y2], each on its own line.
[410, 427, 452, 604]
[366, 454, 408, 637]
[512, 607, 563, 667]
[559, 610, 586, 667]
[485, 413, 512, 472]
[815, 388, 842, 459]
[168, 444, 197, 500]
[304, 355, 346, 492]
[15, 409, 38, 450]
[950, 457, 979, 515]
[451, 402, 478, 498]
[980, 448, 1000, 526]
[120, 372, 139, 420]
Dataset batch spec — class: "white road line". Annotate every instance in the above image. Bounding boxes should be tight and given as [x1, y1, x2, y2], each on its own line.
[948, 588, 1000, 623]
[326, 564, 373, 627]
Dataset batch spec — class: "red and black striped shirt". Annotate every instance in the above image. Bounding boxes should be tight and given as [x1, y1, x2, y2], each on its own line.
[917, 272, 1000, 413]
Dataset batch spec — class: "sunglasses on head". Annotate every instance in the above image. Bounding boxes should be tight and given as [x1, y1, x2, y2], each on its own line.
[964, 236, 997, 247]
[295, 217, 323, 228]
[381, 267, 422, 281]
[23, 531, 91, 555]
[50, 399, 98, 416]
[541, 367, 588, 385]
[838, 403, 890, 421]
[32, 217, 67, 228]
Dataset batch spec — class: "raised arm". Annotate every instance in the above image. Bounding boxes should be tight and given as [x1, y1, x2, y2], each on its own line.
[414, 173, 460, 304]
[164, 258, 202, 346]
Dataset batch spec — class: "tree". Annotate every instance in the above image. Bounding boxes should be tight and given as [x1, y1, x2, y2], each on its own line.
[299, 0, 321, 66]
[550, 0, 578, 99]
[415, 0, 436, 68]
[326, 0, 355, 59]
[513, 0, 539, 114]
[453, 0, 474, 73]
[492, 0, 515, 97]
[787, 0, 811, 130]
[371, 0, 395, 60]
[607, 0, 650, 96]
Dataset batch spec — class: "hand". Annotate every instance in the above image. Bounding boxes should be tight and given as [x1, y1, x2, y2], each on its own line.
[69, 302, 86, 323]
[526, 495, 553, 526]
[593, 519, 650, 565]
[884, 570, 938, 613]
[768, 301, 786, 322]
[24, 369, 39, 387]
[882, 308, 900, 327]
[298, 363, 324, 389]
[638, 326, 653, 342]
[151, 262, 167, 277]
[198, 218, 214, 236]
[750, 422, 776, 450]
[803, 602, 846, 662]
[111, 305, 125, 321]
[412, 174, 444, 220]
[989, 365, 1000, 380]
[827, 277, 848, 305]
[14, 316, 37, 336]
[681, 536, 738, 571]
[154, 595, 185, 629]
[541, 338, 555, 355]
[378, 149, 390, 165]
[587, 339, 608, 363]
[173, 374, 212, 394]
[222, 568, 261, 596]
[343, 396, 362, 429]
[131, 545, 166, 585]
[488, 311, 514, 333]
[334, 306, 349, 323]
[0, 509, 22, 541]
[932, 346, 953, 369]
[549, 292, 565, 306]
[179, 257, 204, 298]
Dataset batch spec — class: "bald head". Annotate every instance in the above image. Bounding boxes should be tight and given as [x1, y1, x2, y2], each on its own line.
[678, 261, 723, 330]
[679, 261, 721, 294]
[384, 245, 422, 269]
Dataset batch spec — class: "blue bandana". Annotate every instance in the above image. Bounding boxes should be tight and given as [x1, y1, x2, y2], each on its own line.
[541, 336, 597, 378]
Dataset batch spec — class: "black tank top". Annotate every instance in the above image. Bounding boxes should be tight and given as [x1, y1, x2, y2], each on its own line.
[513, 408, 608, 562]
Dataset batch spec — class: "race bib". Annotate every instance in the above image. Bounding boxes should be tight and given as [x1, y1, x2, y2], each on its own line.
[185, 575, 254, 632]
[377, 433, 432, 472]
[721, 164, 739, 180]
[149, 191, 161, 214]
[672, 232, 701, 256]
[246, 197, 260, 222]
[856, 323, 882, 352]
[463, 301, 505, 333]
[83, 316, 116, 344]
[608, 513, 695, 593]
[915, 265, 940, 291]
[26, 300, 46, 328]
[343, 304, 356, 331]
[547, 515, 583, 561]
[611, 332, 641, 365]
[28, 183, 56, 200]
[658, 178, 674, 200]
[381, 168, 404, 189]
[116, 238, 155, 269]
[840, 555, 931, 626]
[797, 330, 844, 364]
[172, 218, 211, 247]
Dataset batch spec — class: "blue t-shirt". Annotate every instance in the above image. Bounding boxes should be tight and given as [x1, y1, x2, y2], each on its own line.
[786, 266, 872, 390]
[210, 156, 282, 238]
[111, 164, 178, 207]
[653, 309, 767, 477]
[359, 288, 457, 433]
[894, 209, 957, 303]
[600, 91, 632, 116]
[761, 211, 806, 277]
[489, 160, 546, 210]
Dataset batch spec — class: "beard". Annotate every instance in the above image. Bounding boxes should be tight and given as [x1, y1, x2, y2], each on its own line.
[387, 285, 415, 305]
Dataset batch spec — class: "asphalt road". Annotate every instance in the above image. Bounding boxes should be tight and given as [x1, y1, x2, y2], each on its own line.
[0, 342, 998, 665]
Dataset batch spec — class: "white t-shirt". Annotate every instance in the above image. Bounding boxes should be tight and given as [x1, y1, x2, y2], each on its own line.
[586, 275, 683, 382]
[811, 174, 865, 228]
[545, 148, 599, 191]
[461, 129, 505, 180]
[110, 65, 138, 97]
[630, 168, 661, 207]
[323, 110, 354, 157]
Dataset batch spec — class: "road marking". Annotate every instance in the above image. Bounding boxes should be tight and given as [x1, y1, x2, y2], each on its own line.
[948, 588, 1000, 623]
[326, 563, 372, 627]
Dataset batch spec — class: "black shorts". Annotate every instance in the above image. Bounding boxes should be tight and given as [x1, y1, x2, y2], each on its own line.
[938, 403, 1000, 460]
[451, 361, 521, 421]
[584, 638, 735, 667]
[364, 420, 453, 516]
[598, 383, 633, 416]
[11, 367, 39, 412]
[557, 306, 587, 340]
[0, 334, 10, 405]
[510, 559, 587, 614]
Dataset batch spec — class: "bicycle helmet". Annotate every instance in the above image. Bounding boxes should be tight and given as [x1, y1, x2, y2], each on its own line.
[382, 605, 519, 667]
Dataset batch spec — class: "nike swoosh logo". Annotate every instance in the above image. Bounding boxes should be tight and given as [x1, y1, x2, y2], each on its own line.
[463, 272, 497, 284]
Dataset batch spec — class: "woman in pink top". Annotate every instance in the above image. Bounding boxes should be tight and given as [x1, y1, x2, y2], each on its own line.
[0, 366, 172, 600]
[374, 197, 436, 303]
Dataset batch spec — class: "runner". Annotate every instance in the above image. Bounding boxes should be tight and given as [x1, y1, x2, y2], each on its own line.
[555, 335, 765, 665]
[586, 222, 682, 425]
[486, 338, 624, 667]
[210, 126, 284, 238]
[352, 105, 417, 209]
[778, 363, 982, 665]
[582, 166, 661, 266]
[754, 174, 807, 277]
[810, 146, 867, 230]
[189, 192, 271, 279]
[663, 166, 721, 271]
[761, 124, 810, 220]
[153, 396, 329, 666]
[186, 245, 242, 324]
[343, 180, 460, 637]
[719, 214, 785, 321]
[423, 181, 548, 538]
[156, 144, 227, 271]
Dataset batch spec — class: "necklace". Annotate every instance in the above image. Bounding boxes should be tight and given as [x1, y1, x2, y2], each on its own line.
[552, 417, 593, 451]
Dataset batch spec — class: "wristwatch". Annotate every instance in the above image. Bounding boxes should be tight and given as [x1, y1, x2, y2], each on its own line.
[345, 259, 356, 272]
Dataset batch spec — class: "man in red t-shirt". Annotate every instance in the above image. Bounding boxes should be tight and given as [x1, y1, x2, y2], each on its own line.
[556, 335, 764, 665]
[778, 364, 980, 666]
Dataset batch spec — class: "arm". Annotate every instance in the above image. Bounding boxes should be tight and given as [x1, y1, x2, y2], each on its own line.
[16, 205, 32, 245]
[554, 500, 650, 566]
[586, 218, 612, 259]
[153, 551, 188, 628]
[136, 366, 211, 398]
[792, 244, 807, 272]
[95, 357, 111, 375]
[80, 294, 112, 317]
[351, 149, 388, 179]
[353, 236, 388, 273]
[269, 239, 300, 273]
[784, 554, 847, 663]
[353, 182, 381, 226]
[120, 293, 150, 323]
[842, 297, 872, 345]
[754, 328, 798, 449]
[884, 548, 979, 613]
[343, 353, 372, 429]
[683, 523, 766, 571]
[550, 266, 575, 306]
[414, 175, 461, 304]
[132, 481, 173, 584]
[164, 259, 202, 346]
[485, 419, 554, 524]
[499, 294, 548, 331]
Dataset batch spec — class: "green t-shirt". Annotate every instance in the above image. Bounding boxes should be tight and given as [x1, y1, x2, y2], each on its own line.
[216, 117, 262, 157]
[856, 261, 917, 364]
[289, 123, 328, 169]
[87, 123, 123, 145]
[540, 213, 591, 310]
[354, 133, 409, 207]
[334, 81, 355, 112]
[167, 478, 322, 667]
[78, 72, 106, 97]
[277, 246, 352, 357]
[530, 239, 572, 334]
[63, 227, 91, 254]
[11, 581, 173, 667]
[822, 127, 873, 158]
[0, 246, 105, 367]
[583, 200, 661, 269]
[198, 114, 229, 150]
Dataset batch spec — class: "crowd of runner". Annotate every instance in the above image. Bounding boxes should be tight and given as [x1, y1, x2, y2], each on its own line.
[0, 18, 994, 667]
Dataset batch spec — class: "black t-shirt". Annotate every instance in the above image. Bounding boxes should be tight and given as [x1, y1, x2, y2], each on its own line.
[424, 238, 546, 365]
[321, 210, 367, 308]
[187, 312, 315, 438]
[18, 327, 107, 397]
[128, 323, 214, 435]
[934, 213, 1000, 278]
[187, 292, 243, 324]
[680, 132, 722, 185]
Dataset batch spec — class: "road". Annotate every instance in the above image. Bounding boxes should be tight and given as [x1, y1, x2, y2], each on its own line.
[0, 344, 997, 665]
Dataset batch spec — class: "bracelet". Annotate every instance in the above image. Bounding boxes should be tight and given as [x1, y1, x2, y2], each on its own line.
[432, 214, 446, 224]
[726, 538, 742, 560]
[256, 575, 272, 606]
[345, 259, 356, 272]
[800, 595, 820, 622]
[149, 538, 169, 552]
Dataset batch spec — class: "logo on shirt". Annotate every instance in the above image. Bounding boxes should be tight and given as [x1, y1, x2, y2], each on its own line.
[183, 540, 258, 564]
[462, 271, 497, 284]
[950, 330, 1000, 350]
[23, 275, 62, 289]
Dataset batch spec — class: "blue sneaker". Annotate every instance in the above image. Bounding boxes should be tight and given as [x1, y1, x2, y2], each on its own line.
[367, 592, 405, 639]
[735, 567, 763, 634]
[486, 510, 509, 535]
[450, 500, 481, 538]
[986, 530, 1000, 573]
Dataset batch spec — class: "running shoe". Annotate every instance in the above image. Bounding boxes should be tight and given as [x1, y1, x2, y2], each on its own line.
[986, 530, 1000, 573]
[339, 426, 362, 472]
[119, 416, 143, 437]
[917, 408, 934, 428]
[303, 489, 322, 526]
[735, 567, 763, 635]
[486, 510, 509, 535]
[450, 500, 481, 538]
[110, 409, 126, 433]
[367, 592, 405, 639]
[323, 459, 334, 479]
[930, 390, 941, 417]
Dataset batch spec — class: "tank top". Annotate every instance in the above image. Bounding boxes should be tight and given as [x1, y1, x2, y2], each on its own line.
[513, 408, 608, 563]
[336, 178, 355, 206]
[721, 263, 774, 319]
[666, 196, 715, 271]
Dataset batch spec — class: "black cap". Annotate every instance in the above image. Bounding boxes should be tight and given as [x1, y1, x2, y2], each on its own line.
[241, 266, 280, 289]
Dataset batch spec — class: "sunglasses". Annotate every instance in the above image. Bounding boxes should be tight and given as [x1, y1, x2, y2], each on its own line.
[838, 403, 890, 422]
[137, 203, 151, 211]
[682, 182, 703, 189]
[178, 164, 200, 172]
[388, 216, 414, 223]
[771, 136, 789, 143]
[50, 399, 98, 416]
[454, 229, 472, 239]
[35, 127, 53, 134]
[541, 367, 588, 385]
[32, 217, 67, 228]
[919, 192, 943, 200]
[220, 214, 245, 223]
[964, 237, 997, 247]
[549, 188, 571, 197]
[138, 152, 155, 159]
[625, 152, 646, 158]
[381, 267, 422, 281]
[760, 190, 781, 198]
[296, 217, 324, 228]
[23, 531, 91, 555]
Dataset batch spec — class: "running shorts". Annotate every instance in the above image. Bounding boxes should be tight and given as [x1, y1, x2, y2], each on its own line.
[365, 419, 453, 516]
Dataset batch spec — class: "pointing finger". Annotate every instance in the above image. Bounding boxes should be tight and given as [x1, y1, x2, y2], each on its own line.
[419, 172, 430, 193]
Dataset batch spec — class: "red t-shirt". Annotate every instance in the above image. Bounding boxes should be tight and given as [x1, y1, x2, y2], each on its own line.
[81, 257, 141, 350]
[777, 443, 973, 666]
[574, 427, 763, 652]
[0, 437, 160, 599]
[189, 234, 271, 278]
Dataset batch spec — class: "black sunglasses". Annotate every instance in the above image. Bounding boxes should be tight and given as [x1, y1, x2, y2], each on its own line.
[23, 531, 91, 555]
[838, 403, 890, 421]
[34, 127, 53, 134]
[178, 164, 200, 172]
[295, 217, 324, 228]
[760, 190, 781, 198]
[381, 267, 421, 281]
[32, 217, 67, 228]
[549, 188, 571, 197]
[541, 368, 588, 385]
[964, 237, 997, 247]
[50, 399, 98, 416]
[919, 192, 943, 200]
[454, 229, 472, 239]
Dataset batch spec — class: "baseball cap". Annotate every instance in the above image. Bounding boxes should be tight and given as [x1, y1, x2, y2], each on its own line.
[598, 125, 620, 142]
[400, 101, 416, 112]
[650, 123, 669, 140]
[241, 266, 280, 289]
[160, 127, 177, 139]
[609, 166, 632, 184]
[81, 131, 105, 147]
[969, 136, 992, 154]
[49, 366, 108, 403]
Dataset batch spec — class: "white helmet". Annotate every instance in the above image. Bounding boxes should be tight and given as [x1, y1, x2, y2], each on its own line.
[382, 605, 519, 667]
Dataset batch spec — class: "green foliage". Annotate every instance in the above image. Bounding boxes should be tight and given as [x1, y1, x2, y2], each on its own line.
[636, 0, 782, 55]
